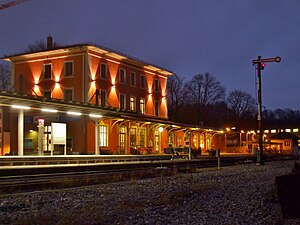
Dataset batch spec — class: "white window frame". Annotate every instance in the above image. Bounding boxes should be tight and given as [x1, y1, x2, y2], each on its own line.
[120, 93, 126, 110]
[139, 128, 146, 147]
[130, 71, 136, 86]
[140, 98, 145, 114]
[99, 125, 108, 147]
[64, 88, 74, 101]
[140, 74, 146, 89]
[119, 68, 126, 84]
[43, 63, 52, 80]
[100, 89, 107, 107]
[100, 63, 107, 79]
[130, 96, 136, 111]
[64, 61, 74, 77]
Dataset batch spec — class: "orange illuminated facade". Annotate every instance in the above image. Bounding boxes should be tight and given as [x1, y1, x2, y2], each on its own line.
[1, 37, 224, 156]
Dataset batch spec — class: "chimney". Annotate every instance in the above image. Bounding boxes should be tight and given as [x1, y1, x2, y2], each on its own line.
[47, 35, 53, 50]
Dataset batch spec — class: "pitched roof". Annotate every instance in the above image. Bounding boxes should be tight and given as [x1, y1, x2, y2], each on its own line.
[1, 42, 174, 76]
[270, 131, 300, 140]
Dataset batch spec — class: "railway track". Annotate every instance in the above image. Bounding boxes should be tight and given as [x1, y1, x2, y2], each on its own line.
[0, 154, 294, 194]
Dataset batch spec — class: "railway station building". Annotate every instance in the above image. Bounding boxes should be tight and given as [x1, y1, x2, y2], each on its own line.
[0, 36, 225, 156]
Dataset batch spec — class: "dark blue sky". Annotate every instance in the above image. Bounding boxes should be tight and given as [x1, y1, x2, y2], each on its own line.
[1, 0, 300, 110]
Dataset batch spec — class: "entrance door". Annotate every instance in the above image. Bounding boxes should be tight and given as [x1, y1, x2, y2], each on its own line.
[43, 125, 52, 154]
[119, 125, 127, 154]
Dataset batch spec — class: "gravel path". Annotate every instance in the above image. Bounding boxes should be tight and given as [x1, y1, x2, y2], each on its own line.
[0, 160, 299, 225]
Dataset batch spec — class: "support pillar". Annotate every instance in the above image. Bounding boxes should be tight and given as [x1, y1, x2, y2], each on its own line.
[95, 119, 99, 155]
[18, 109, 24, 156]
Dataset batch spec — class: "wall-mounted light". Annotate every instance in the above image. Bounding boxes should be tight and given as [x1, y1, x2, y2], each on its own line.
[67, 111, 82, 116]
[41, 108, 58, 113]
[11, 105, 31, 110]
[89, 114, 103, 118]
[158, 126, 164, 133]
[29, 129, 33, 133]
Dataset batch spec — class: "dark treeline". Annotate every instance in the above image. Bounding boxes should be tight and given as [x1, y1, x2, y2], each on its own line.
[167, 74, 300, 129]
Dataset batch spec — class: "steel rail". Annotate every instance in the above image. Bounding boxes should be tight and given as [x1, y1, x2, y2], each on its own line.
[0, 155, 294, 194]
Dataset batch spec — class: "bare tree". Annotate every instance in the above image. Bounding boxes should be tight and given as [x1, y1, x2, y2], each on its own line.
[26, 39, 60, 53]
[0, 62, 10, 90]
[227, 90, 256, 124]
[185, 73, 226, 125]
[167, 75, 188, 121]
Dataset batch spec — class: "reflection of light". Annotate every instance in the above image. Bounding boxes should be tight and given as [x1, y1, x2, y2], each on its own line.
[11, 105, 31, 110]
[67, 111, 82, 116]
[158, 126, 164, 133]
[41, 108, 58, 113]
[89, 114, 102, 118]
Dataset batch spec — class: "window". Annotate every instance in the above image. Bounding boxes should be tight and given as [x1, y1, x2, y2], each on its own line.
[64, 61, 73, 77]
[140, 98, 145, 114]
[43, 90, 51, 99]
[130, 72, 136, 86]
[154, 100, 160, 116]
[64, 89, 73, 101]
[284, 141, 291, 146]
[140, 74, 146, 89]
[120, 93, 126, 110]
[130, 128, 136, 147]
[130, 96, 136, 111]
[43, 64, 52, 79]
[154, 129, 160, 152]
[119, 68, 126, 84]
[154, 78, 160, 92]
[139, 128, 146, 147]
[99, 125, 108, 147]
[100, 63, 107, 79]
[100, 90, 107, 107]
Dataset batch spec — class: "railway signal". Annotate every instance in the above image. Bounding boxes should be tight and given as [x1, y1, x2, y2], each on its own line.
[252, 56, 281, 165]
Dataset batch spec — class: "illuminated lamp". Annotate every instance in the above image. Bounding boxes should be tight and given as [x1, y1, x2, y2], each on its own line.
[89, 114, 103, 118]
[158, 126, 164, 133]
[67, 111, 82, 116]
[41, 108, 58, 113]
[11, 105, 31, 110]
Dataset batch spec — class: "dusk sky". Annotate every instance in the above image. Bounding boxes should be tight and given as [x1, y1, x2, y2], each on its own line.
[1, 0, 299, 110]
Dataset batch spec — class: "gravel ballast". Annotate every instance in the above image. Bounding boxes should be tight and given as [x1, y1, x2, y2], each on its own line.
[0, 160, 299, 225]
